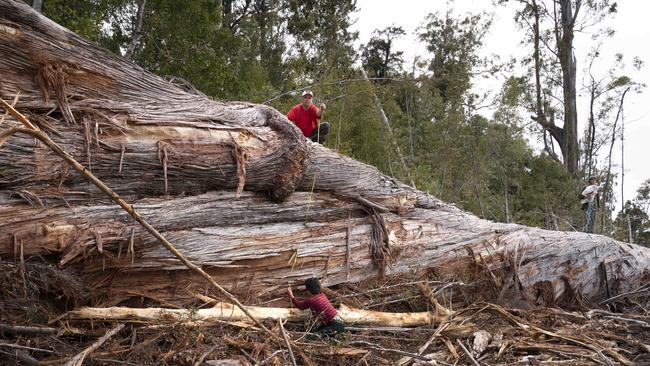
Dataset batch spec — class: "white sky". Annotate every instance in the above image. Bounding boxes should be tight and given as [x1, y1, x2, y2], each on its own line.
[352, 0, 650, 210]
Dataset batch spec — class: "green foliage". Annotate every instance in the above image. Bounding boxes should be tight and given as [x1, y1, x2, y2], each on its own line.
[516, 155, 581, 229]
[613, 179, 650, 246]
[284, 0, 358, 80]
[418, 11, 491, 105]
[39, 0, 121, 42]
[361, 26, 405, 79]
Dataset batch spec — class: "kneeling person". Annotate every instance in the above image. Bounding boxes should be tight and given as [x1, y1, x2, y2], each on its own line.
[287, 277, 345, 336]
[286, 90, 330, 144]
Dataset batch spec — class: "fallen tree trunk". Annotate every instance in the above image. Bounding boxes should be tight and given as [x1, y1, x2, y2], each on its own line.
[1, 0, 650, 309]
[2, 189, 649, 308]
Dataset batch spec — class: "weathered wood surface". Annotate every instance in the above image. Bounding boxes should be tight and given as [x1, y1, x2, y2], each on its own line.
[2, 190, 649, 307]
[1, 0, 650, 309]
[68, 303, 446, 327]
[0, 0, 307, 203]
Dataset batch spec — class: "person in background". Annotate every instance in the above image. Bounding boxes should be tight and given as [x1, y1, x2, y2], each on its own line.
[287, 277, 345, 336]
[581, 176, 599, 233]
[286, 90, 329, 144]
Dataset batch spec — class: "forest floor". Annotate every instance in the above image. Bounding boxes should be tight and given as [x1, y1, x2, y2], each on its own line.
[1, 261, 649, 366]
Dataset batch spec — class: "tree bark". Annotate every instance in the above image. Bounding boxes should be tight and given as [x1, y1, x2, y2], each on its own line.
[531, 0, 564, 162]
[1, 0, 650, 309]
[123, 0, 147, 61]
[557, 0, 580, 174]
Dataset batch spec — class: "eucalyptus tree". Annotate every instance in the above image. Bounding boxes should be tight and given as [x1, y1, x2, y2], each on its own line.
[414, 11, 492, 202]
[613, 179, 650, 246]
[502, 0, 618, 175]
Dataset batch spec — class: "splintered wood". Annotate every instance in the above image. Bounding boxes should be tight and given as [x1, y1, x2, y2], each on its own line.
[5, 275, 650, 365]
[2, 1, 650, 365]
[2, 0, 650, 309]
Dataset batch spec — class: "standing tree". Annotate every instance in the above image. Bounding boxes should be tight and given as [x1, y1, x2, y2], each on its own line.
[613, 179, 650, 246]
[361, 26, 406, 79]
[415, 10, 492, 201]
[504, 0, 618, 175]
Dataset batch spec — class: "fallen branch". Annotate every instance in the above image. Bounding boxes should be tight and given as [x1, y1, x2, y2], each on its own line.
[0, 349, 43, 366]
[0, 323, 58, 335]
[278, 319, 297, 366]
[598, 283, 650, 305]
[0, 341, 53, 353]
[456, 339, 480, 366]
[192, 345, 219, 366]
[397, 322, 450, 366]
[348, 340, 432, 362]
[63, 323, 125, 366]
[67, 303, 448, 327]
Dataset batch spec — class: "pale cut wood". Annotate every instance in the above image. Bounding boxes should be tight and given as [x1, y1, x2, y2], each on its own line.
[68, 303, 446, 327]
[2, 189, 649, 308]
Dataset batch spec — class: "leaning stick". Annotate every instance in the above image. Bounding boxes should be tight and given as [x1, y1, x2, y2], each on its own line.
[278, 319, 297, 366]
[63, 323, 125, 366]
[0, 98, 276, 340]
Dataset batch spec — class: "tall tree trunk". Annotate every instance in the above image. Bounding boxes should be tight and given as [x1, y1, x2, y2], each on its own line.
[557, 0, 580, 175]
[123, 0, 146, 61]
[1, 0, 649, 310]
[586, 77, 597, 178]
[601, 87, 630, 233]
[361, 69, 415, 188]
[621, 105, 625, 211]
[531, 0, 564, 163]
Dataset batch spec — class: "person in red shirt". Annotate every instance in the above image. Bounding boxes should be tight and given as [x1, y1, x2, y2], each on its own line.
[286, 90, 330, 144]
[288, 277, 345, 336]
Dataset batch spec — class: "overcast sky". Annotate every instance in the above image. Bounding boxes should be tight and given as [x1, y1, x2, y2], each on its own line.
[352, 0, 649, 210]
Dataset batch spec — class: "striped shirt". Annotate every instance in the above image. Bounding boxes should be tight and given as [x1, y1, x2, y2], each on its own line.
[291, 293, 338, 324]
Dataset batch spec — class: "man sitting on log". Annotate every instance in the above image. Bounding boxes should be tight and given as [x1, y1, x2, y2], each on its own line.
[288, 278, 345, 336]
[286, 90, 329, 144]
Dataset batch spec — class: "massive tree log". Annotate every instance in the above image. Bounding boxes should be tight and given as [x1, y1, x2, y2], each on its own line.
[1, 0, 650, 309]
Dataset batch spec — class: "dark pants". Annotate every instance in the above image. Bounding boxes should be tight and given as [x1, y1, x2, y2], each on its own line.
[309, 122, 330, 144]
[585, 201, 596, 233]
[315, 318, 345, 336]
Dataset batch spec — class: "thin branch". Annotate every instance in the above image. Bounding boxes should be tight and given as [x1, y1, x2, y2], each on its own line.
[279, 319, 297, 366]
[0, 341, 53, 354]
[456, 338, 481, 366]
[63, 323, 125, 366]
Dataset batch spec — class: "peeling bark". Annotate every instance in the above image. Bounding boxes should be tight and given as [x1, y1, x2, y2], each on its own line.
[1, 0, 650, 309]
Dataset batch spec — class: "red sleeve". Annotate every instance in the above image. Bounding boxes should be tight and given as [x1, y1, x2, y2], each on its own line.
[286, 105, 296, 122]
[311, 105, 320, 128]
[291, 297, 309, 310]
[313, 105, 321, 119]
